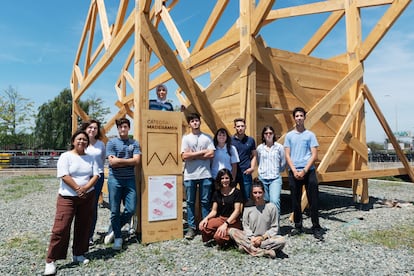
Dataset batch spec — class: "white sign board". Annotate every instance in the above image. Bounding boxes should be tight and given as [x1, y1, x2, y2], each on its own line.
[148, 175, 177, 222]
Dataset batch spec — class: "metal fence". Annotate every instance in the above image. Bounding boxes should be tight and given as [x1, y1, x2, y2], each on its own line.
[0, 151, 63, 168]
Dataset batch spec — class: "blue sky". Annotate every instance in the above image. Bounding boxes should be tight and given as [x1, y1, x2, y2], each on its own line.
[0, 1, 413, 143]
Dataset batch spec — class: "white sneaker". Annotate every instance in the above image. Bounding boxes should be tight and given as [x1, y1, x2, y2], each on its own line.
[72, 255, 90, 264]
[113, 238, 123, 250]
[104, 231, 114, 245]
[44, 261, 56, 275]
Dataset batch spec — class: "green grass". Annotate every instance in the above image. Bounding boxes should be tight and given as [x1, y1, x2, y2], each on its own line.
[348, 225, 414, 251]
[372, 176, 405, 182]
[0, 175, 50, 202]
[2, 234, 46, 259]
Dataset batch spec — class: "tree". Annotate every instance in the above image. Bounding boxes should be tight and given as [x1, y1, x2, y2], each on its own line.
[34, 88, 110, 149]
[0, 86, 35, 149]
[83, 93, 110, 125]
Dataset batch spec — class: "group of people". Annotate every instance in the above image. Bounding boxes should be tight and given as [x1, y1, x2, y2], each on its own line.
[44, 117, 141, 275]
[181, 106, 324, 259]
[43, 83, 323, 274]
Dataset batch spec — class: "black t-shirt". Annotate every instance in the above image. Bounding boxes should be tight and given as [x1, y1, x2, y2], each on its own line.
[212, 188, 243, 217]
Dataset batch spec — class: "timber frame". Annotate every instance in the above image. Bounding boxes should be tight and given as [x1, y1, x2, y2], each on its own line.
[70, 0, 413, 204]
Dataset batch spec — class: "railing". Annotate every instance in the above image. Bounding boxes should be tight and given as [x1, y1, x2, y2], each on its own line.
[0, 150, 64, 168]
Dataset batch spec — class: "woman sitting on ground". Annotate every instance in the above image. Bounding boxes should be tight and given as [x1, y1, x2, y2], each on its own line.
[228, 179, 287, 259]
[198, 168, 243, 247]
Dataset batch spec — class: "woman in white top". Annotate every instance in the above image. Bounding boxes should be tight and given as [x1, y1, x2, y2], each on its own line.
[211, 128, 240, 180]
[256, 125, 286, 222]
[44, 130, 99, 275]
[81, 119, 106, 245]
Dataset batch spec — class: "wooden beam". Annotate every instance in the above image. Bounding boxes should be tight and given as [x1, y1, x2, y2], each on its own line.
[193, 0, 229, 53]
[96, 0, 112, 49]
[300, 10, 344, 55]
[251, 0, 275, 36]
[305, 64, 364, 129]
[159, 5, 190, 60]
[318, 167, 413, 182]
[140, 14, 226, 132]
[74, 13, 135, 101]
[359, 0, 410, 60]
[362, 84, 414, 181]
[317, 91, 365, 173]
[251, 37, 367, 158]
[205, 47, 253, 103]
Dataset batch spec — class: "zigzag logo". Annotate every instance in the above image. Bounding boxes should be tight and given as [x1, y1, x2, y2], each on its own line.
[147, 152, 178, 166]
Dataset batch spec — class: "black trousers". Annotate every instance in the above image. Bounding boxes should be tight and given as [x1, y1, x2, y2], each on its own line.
[288, 169, 320, 228]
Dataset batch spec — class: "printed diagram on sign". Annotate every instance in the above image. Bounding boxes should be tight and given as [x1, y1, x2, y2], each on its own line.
[148, 175, 177, 221]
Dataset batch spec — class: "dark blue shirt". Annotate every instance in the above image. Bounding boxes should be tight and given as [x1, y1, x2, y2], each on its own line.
[149, 99, 174, 111]
[231, 135, 256, 171]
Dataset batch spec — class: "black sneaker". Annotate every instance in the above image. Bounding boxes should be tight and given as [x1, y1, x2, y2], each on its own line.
[276, 250, 289, 259]
[289, 227, 303, 236]
[185, 228, 196, 240]
[203, 239, 216, 247]
[312, 226, 325, 241]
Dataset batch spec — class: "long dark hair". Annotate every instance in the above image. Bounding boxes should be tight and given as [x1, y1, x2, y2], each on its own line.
[213, 128, 232, 156]
[214, 168, 235, 190]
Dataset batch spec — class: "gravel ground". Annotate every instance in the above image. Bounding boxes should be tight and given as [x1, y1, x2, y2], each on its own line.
[0, 175, 413, 276]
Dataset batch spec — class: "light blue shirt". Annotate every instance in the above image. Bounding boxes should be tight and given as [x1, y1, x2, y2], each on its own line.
[284, 129, 318, 170]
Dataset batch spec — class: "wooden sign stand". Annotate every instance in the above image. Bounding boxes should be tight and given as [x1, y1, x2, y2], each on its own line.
[139, 110, 183, 244]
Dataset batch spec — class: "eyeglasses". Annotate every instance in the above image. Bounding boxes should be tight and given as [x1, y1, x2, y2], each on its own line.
[264, 132, 273, 135]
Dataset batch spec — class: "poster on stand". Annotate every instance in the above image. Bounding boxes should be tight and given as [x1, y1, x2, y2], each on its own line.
[148, 175, 177, 222]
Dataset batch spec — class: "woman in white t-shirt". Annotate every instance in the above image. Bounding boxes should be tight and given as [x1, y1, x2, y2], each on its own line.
[81, 119, 106, 245]
[211, 128, 240, 180]
[44, 130, 99, 275]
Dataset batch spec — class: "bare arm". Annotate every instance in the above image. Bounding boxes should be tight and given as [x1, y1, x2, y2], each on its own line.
[244, 149, 257, 174]
[199, 202, 218, 230]
[182, 149, 214, 161]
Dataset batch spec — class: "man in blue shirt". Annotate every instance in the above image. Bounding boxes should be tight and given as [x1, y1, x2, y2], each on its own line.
[231, 118, 257, 201]
[104, 118, 141, 250]
[284, 107, 324, 241]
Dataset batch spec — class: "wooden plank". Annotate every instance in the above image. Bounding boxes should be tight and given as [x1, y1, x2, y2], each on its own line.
[317, 92, 365, 173]
[363, 84, 414, 181]
[140, 14, 226, 132]
[96, 0, 112, 50]
[359, 0, 410, 60]
[251, 0, 275, 35]
[205, 47, 253, 103]
[265, 0, 344, 22]
[305, 64, 363, 129]
[300, 10, 344, 55]
[74, 13, 135, 101]
[252, 37, 367, 158]
[193, 0, 229, 53]
[318, 167, 413, 182]
[160, 5, 190, 60]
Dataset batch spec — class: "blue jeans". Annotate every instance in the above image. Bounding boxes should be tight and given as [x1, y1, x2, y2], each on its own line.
[236, 171, 253, 200]
[259, 176, 282, 215]
[108, 176, 137, 238]
[89, 173, 105, 240]
[184, 178, 213, 229]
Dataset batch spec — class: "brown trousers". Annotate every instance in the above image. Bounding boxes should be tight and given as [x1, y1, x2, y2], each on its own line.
[46, 191, 95, 262]
[201, 216, 242, 245]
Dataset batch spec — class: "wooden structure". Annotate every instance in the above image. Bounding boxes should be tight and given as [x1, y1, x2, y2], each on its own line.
[70, 0, 413, 222]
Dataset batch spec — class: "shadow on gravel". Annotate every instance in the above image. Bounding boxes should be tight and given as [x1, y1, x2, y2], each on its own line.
[279, 185, 379, 234]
